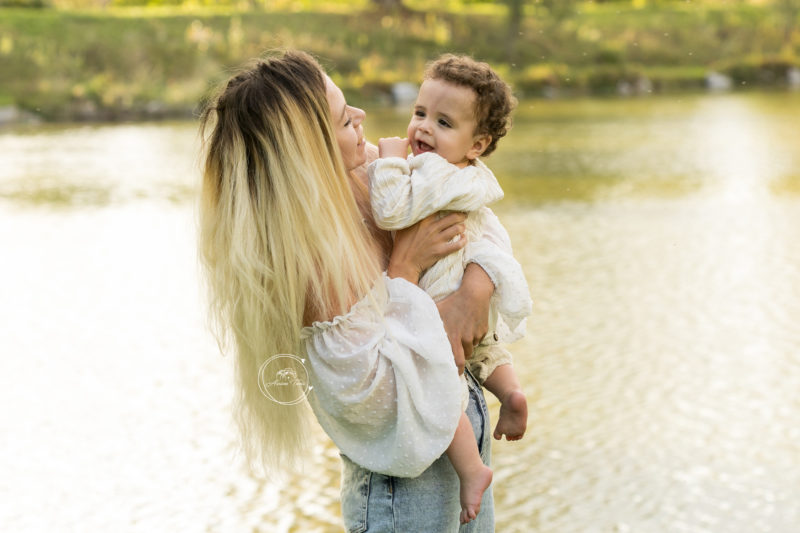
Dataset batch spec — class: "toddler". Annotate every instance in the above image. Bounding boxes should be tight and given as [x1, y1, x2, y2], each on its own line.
[368, 54, 532, 524]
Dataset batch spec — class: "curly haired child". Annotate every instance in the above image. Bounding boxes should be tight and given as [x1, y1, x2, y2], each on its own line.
[368, 54, 533, 524]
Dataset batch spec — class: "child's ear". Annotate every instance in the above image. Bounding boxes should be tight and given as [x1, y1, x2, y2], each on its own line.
[467, 134, 491, 160]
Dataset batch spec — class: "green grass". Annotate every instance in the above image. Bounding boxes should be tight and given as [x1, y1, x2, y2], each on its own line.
[0, 2, 798, 120]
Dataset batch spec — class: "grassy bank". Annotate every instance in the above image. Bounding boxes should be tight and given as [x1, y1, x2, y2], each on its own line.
[0, 2, 798, 121]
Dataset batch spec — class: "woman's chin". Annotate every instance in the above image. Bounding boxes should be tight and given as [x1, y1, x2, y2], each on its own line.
[348, 154, 368, 171]
[357, 144, 369, 165]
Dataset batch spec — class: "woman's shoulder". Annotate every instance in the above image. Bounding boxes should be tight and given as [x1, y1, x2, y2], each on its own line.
[300, 273, 441, 339]
[302, 279, 384, 337]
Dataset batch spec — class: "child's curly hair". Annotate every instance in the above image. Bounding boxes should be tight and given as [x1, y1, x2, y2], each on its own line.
[424, 54, 516, 157]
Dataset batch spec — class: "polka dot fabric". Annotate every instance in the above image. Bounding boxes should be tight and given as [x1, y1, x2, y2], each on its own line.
[301, 274, 462, 477]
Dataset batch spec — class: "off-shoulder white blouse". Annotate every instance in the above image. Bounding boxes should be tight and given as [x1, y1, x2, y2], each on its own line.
[300, 274, 462, 477]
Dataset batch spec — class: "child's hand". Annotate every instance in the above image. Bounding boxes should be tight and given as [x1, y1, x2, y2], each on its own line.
[378, 137, 409, 159]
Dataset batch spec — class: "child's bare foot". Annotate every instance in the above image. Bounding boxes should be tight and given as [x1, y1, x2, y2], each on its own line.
[493, 389, 528, 441]
[459, 464, 493, 524]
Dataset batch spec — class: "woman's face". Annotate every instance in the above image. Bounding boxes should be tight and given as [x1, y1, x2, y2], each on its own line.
[325, 76, 367, 170]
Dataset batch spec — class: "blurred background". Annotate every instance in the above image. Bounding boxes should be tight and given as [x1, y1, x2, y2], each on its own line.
[1, 0, 800, 119]
[1, 1, 799, 532]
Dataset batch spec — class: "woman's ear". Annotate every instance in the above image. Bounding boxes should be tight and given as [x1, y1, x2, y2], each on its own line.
[467, 134, 491, 160]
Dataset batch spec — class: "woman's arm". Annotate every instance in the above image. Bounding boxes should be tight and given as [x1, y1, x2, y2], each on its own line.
[436, 263, 494, 374]
[302, 209, 469, 477]
[437, 207, 535, 371]
[303, 273, 463, 478]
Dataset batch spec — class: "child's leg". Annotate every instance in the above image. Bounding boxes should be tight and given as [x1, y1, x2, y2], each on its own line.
[446, 412, 493, 524]
[483, 363, 528, 441]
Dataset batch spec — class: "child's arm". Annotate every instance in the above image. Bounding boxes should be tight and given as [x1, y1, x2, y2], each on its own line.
[368, 140, 503, 230]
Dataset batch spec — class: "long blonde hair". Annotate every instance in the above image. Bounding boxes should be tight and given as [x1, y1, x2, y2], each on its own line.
[198, 51, 381, 473]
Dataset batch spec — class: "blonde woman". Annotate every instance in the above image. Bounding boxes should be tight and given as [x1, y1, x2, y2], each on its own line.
[199, 50, 499, 532]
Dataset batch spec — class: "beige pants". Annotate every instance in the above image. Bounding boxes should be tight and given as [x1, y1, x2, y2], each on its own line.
[468, 343, 513, 384]
[459, 343, 513, 410]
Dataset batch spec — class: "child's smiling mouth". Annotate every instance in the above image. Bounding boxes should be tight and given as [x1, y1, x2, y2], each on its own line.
[415, 139, 434, 154]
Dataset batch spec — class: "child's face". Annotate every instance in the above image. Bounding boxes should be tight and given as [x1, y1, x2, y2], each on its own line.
[407, 79, 489, 168]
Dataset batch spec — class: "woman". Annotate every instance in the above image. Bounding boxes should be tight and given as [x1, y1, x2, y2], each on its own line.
[199, 50, 497, 532]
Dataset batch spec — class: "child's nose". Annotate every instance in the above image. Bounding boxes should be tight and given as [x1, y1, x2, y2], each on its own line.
[419, 118, 432, 133]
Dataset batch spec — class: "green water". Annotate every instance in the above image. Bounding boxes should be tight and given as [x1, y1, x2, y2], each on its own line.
[1, 91, 799, 532]
[368, 91, 800, 204]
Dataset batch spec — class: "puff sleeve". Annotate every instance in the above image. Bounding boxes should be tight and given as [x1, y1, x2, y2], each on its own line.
[300, 274, 462, 477]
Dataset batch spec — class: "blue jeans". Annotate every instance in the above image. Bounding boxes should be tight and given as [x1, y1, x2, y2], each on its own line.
[340, 369, 494, 532]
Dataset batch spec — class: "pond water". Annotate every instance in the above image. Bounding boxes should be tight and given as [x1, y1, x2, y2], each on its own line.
[1, 91, 799, 532]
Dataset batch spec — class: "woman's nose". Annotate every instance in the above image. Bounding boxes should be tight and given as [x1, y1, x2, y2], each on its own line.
[351, 107, 365, 126]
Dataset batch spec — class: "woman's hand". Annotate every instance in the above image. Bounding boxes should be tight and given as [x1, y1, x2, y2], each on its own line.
[387, 212, 467, 285]
[437, 263, 494, 374]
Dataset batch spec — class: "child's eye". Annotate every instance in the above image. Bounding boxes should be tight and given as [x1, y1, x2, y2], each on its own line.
[414, 110, 425, 118]
[344, 117, 352, 127]
[438, 118, 451, 128]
